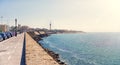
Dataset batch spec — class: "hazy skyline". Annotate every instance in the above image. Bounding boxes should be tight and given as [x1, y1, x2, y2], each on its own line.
[0, 0, 120, 32]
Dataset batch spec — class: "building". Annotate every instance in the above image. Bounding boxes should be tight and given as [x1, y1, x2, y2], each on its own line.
[20, 26, 29, 32]
[0, 24, 9, 32]
[17, 24, 21, 31]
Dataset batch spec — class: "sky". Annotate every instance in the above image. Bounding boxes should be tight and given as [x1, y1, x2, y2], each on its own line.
[0, 0, 120, 32]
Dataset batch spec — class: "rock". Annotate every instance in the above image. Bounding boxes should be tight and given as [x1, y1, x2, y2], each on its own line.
[59, 62, 66, 65]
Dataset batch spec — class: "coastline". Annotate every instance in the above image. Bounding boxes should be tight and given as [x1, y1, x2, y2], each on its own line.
[27, 31, 66, 65]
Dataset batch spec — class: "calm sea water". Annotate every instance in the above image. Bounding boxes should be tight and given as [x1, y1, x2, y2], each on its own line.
[39, 33, 120, 65]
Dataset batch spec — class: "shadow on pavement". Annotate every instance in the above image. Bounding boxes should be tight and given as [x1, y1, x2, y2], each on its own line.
[20, 33, 26, 65]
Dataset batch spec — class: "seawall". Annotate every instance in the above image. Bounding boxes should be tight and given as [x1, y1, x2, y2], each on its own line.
[27, 31, 66, 65]
[26, 32, 59, 65]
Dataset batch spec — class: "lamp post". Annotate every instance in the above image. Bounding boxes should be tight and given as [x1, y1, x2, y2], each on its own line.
[15, 18, 17, 36]
[0, 16, 3, 32]
[0, 16, 3, 24]
[15, 18, 17, 27]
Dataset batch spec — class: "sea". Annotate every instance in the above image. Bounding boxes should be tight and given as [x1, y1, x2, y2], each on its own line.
[39, 32, 120, 65]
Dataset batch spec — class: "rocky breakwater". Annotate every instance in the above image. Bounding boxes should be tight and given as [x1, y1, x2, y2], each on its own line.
[27, 31, 66, 65]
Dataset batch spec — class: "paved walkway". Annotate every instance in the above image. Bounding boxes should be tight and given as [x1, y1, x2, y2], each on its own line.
[26, 33, 59, 65]
[0, 33, 24, 65]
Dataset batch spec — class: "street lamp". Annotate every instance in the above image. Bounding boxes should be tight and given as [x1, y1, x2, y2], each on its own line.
[0, 16, 3, 24]
[15, 18, 17, 36]
[15, 18, 17, 27]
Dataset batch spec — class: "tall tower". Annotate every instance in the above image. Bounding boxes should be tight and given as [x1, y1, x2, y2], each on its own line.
[50, 21, 51, 31]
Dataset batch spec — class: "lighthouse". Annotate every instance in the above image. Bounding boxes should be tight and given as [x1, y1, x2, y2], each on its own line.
[50, 22, 51, 31]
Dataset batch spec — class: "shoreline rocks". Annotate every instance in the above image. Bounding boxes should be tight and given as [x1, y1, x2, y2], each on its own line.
[27, 31, 66, 65]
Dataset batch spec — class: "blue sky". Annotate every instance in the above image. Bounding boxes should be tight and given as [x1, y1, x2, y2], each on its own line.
[0, 0, 120, 32]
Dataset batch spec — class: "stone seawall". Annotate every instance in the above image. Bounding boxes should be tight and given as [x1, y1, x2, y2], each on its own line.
[27, 31, 66, 65]
[26, 33, 59, 65]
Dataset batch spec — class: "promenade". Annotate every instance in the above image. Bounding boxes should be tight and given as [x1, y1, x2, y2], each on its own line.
[0, 33, 24, 65]
[0, 33, 59, 65]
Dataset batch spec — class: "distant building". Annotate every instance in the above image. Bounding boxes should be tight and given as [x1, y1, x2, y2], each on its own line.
[0, 24, 9, 32]
[20, 26, 29, 32]
[17, 24, 21, 31]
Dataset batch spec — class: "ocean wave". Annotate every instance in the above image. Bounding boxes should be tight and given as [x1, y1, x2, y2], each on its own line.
[40, 40, 73, 53]
[67, 56, 99, 65]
